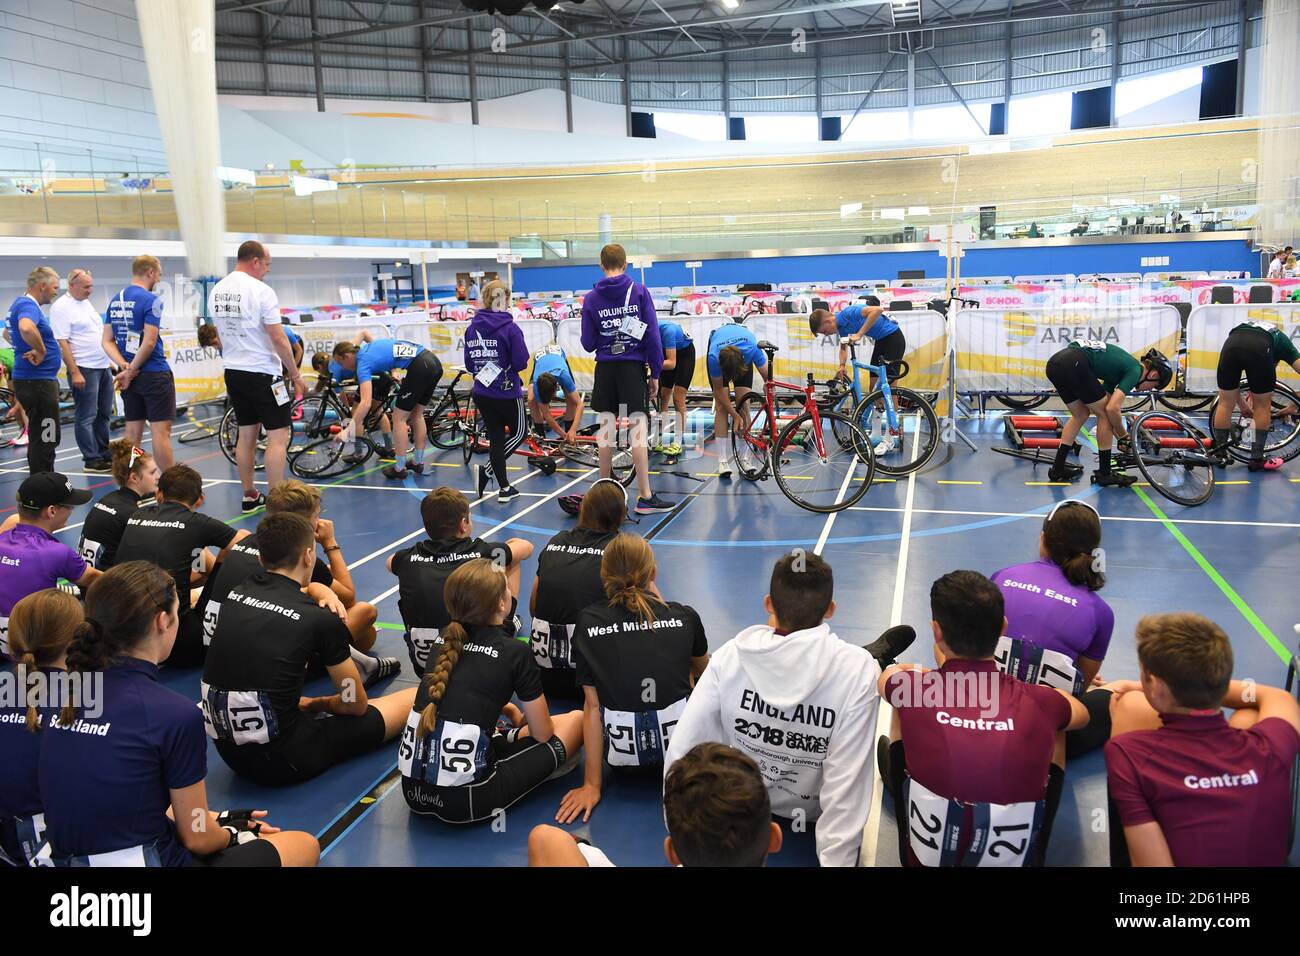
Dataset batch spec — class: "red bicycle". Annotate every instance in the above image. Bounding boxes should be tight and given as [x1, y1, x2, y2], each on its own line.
[462, 406, 636, 487]
[730, 341, 876, 513]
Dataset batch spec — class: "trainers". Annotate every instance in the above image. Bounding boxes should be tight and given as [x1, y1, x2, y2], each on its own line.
[1248, 457, 1284, 472]
[12, 430, 28, 446]
[84, 459, 112, 473]
[651, 442, 666, 454]
[635, 493, 676, 514]
[862, 625, 916, 668]
[877, 735, 894, 797]
[351, 648, 401, 689]
[406, 460, 426, 475]
[341, 450, 367, 464]
[718, 459, 734, 479]
[498, 485, 521, 503]
[663, 443, 683, 457]
[1092, 470, 1136, 488]
[1047, 463, 1083, 482]
[240, 493, 266, 513]
[382, 465, 409, 480]
[873, 434, 898, 456]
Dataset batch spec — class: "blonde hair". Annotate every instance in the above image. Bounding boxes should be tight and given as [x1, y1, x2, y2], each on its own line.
[418, 559, 508, 736]
[131, 254, 162, 277]
[266, 479, 322, 518]
[601, 533, 662, 625]
[480, 279, 511, 312]
[109, 438, 153, 487]
[26, 266, 58, 289]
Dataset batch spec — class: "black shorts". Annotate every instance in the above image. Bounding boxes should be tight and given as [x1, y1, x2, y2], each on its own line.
[225, 368, 292, 431]
[659, 342, 696, 391]
[121, 371, 176, 423]
[215, 706, 388, 786]
[192, 838, 282, 868]
[163, 610, 207, 667]
[1217, 326, 1277, 393]
[395, 351, 444, 412]
[1045, 347, 1105, 406]
[591, 361, 648, 416]
[403, 732, 567, 823]
[870, 329, 907, 368]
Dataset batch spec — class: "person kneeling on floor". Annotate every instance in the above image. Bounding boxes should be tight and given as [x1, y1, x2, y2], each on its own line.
[400, 558, 584, 823]
[665, 550, 914, 867]
[528, 742, 782, 867]
[1104, 612, 1300, 867]
[202, 512, 414, 787]
[878, 571, 1089, 867]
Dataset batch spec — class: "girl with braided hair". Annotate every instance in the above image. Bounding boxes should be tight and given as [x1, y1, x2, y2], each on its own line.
[557, 534, 710, 823]
[400, 558, 584, 822]
[38, 561, 319, 867]
[0, 589, 81, 865]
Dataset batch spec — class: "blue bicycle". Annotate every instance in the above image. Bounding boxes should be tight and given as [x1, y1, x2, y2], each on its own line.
[825, 342, 939, 477]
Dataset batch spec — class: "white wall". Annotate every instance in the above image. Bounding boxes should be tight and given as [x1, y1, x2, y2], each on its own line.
[0, 0, 164, 172]
[1118, 83, 1204, 128]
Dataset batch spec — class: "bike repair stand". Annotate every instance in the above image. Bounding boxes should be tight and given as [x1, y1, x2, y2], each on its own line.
[933, 224, 977, 453]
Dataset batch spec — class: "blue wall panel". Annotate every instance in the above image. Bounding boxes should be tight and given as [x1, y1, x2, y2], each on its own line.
[514, 238, 1257, 293]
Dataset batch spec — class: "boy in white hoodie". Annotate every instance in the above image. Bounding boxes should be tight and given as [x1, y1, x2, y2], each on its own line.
[665, 550, 914, 867]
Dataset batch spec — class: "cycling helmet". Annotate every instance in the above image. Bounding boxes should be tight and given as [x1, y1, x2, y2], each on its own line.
[1141, 348, 1173, 389]
[558, 495, 583, 517]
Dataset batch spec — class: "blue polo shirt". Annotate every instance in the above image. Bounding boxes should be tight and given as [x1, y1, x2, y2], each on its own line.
[6, 295, 60, 380]
[706, 324, 767, 379]
[39, 657, 207, 867]
[0, 663, 48, 863]
[836, 304, 899, 342]
[356, 339, 424, 381]
[529, 345, 576, 401]
[660, 321, 693, 351]
[105, 285, 170, 374]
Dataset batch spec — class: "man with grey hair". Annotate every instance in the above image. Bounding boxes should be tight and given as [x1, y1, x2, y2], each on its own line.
[5, 266, 63, 473]
[50, 268, 115, 472]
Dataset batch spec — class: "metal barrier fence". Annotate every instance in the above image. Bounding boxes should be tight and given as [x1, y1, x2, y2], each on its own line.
[1184, 302, 1300, 392]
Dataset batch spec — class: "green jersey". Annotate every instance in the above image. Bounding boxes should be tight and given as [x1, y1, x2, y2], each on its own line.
[1067, 340, 1143, 394]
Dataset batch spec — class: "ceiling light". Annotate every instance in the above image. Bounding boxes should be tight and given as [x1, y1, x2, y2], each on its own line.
[720, 0, 739, 9]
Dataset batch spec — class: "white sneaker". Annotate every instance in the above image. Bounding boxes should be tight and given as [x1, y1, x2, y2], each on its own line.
[718, 458, 734, 479]
[873, 434, 898, 456]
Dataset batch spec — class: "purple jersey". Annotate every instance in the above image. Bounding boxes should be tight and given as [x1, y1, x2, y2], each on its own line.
[991, 559, 1113, 667]
[0, 525, 87, 657]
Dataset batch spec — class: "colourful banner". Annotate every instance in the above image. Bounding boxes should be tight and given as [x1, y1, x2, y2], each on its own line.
[1184, 303, 1300, 392]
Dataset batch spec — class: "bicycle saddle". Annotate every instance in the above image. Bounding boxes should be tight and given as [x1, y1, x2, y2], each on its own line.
[757, 340, 779, 352]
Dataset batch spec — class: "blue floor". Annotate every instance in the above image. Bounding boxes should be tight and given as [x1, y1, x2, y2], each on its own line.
[4, 404, 1297, 867]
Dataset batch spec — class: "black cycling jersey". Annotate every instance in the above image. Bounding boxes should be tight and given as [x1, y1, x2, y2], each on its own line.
[391, 536, 513, 672]
[533, 528, 617, 627]
[114, 502, 237, 614]
[572, 600, 707, 767]
[196, 531, 333, 645]
[77, 488, 150, 570]
[201, 572, 352, 741]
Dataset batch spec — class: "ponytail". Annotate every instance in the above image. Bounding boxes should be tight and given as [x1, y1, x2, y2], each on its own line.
[7, 589, 83, 732]
[418, 558, 509, 735]
[601, 533, 663, 625]
[1042, 506, 1105, 592]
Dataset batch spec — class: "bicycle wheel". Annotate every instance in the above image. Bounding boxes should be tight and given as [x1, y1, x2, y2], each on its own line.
[0, 388, 23, 446]
[853, 387, 939, 477]
[289, 394, 339, 455]
[994, 394, 1049, 410]
[771, 410, 875, 513]
[1156, 390, 1214, 413]
[731, 391, 773, 481]
[1122, 392, 1157, 413]
[559, 442, 636, 487]
[1131, 411, 1215, 507]
[1212, 382, 1300, 464]
[461, 413, 490, 465]
[291, 436, 374, 479]
[177, 398, 225, 444]
[428, 391, 474, 450]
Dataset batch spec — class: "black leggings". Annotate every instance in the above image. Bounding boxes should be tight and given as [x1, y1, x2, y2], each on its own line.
[403, 733, 567, 823]
[473, 394, 527, 490]
[1065, 688, 1112, 759]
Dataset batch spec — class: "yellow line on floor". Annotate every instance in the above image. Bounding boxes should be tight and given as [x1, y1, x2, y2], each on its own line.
[936, 479, 982, 485]
[1025, 481, 1073, 486]
[1218, 480, 1251, 485]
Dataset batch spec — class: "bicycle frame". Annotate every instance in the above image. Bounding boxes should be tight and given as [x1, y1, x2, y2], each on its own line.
[748, 370, 828, 460]
[839, 342, 903, 430]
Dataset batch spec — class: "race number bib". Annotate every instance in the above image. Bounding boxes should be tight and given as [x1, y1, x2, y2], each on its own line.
[530, 618, 574, 670]
[406, 626, 440, 672]
[271, 378, 291, 406]
[202, 600, 221, 645]
[125, 331, 142, 355]
[78, 538, 103, 568]
[200, 682, 279, 746]
[535, 344, 564, 359]
[906, 775, 1044, 868]
[475, 361, 503, 388]
[619, 315, 648, 341]
[393, 342, 421, 360]
[0, 616, 8, 657]
[397, 712, 488, 787]
[1245, 320, 1278, 332]
[993, 636, 1083, 694]
[1076, 338, 1107, 351]
[602, 697, 688, 768]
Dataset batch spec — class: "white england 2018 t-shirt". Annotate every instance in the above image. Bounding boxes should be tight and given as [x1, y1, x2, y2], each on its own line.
[209, 270, 283, 376]
[49, 293, 111, 369]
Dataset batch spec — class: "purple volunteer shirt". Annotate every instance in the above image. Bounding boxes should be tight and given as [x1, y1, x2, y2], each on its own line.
[0, 525, 86, 656]
[1105, 712, 1300, 866]
[992, 559, 1114, 665]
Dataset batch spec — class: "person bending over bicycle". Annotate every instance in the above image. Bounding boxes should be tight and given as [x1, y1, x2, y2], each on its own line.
[811, 295, 908, 455]
[707, 323, 771, 480]
[1211, 320, 1300, 472]
[332, 332, 443, 480]
[1044, 340, 1171, 487]
[313, 350, 394, 459]
[528, 344, 583, 444]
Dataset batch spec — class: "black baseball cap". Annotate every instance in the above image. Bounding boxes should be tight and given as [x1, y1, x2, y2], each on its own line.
[18, 472, 93, 510]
